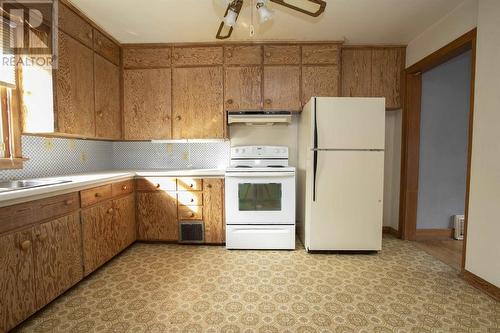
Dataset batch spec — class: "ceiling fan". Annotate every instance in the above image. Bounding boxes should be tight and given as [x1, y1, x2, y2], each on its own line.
[216, 0, 327, 39]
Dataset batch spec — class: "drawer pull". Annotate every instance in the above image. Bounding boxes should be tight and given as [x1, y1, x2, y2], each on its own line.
[107, 208, 114, 215]
[122, 185, 128, 191]
[176, 115, 182, 121]
[226, 51, 233, 58]
[20, 240, 31, 251]
[207, 184, 213, 189]
[95, 192, 102, 198]
[190, 212, 195, 217]
[227, 99, 233, 105]
[190, 198, 194, 203]
[189, 184, 194, 188]
[156, 184, 161, 189]
[65, 199, 74, 206]
[265, 99, 272, 105]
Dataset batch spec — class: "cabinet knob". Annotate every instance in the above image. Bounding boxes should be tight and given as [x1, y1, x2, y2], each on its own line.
[189, 183, 194, 188]
[156, 184, 161, 189]
[226, 99, 233, 105]
[265, 52, 271, 57]
[173, 53, 180, 60]
[207, 184, 212, 189]
[176, 115, 182, 121]
[97, 39, 103, 46]
[122, 185, 128, 191]
[107, 208, 114, 215]
[226, 52, 232, 58]
[36, 233, 48, 242]
[95, 192, 102, 198]
[97, 111, 103, 118]
[190, 212, 195, 217]
[20, 240, 31, 251]
[64, 199, 74, 206]
[265, 99, 272, 105]
[190, 198, 194, 203]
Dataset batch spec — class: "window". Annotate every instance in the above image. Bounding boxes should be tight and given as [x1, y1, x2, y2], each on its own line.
[238, 183, 282, 211]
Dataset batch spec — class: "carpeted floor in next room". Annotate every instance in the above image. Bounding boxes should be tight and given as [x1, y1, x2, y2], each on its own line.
[15, 236, 499, 333]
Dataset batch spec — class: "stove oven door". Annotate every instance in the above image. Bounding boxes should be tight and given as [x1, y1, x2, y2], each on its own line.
[225, 171, 296, 225]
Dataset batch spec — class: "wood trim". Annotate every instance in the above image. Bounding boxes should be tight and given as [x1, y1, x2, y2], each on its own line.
[122, 41, 345, 48]
[415, 228, 454, 241]
[399, 29, 476, 245]
[462, 270, 500, 301]
[382, 226, 400, 237]
[0, 158, 27, 170]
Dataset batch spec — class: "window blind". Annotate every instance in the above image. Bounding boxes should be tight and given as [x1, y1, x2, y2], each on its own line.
[0, 17, 16, 88]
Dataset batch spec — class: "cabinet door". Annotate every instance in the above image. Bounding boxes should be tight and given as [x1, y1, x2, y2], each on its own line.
[58, 2, 93, 48]
[137, 192, 178, 241]
[56, 31, 95, 137]
[172, 47, 223, 66]
[371, 48, 404, 109]
[263, 66, 301, 111]
[124, 68, 172, 140]
[302, 66, 340, 104]
[341, 48, 372, 98]
[203, 179, 225, 244]
[0, 230, 35, 333]
[224, 66, 262, 111]
[81, 202, 114, 276]
[95, 54, 121, 139]
[113, 194, 136, 252]
[263, 45, 300, 65]
[172, 67, 224, 139]
[32, 213, 83, 309]
[93, 29, 120, 65]
[302, 44, 340, 65]
[224, 46, 262, 65]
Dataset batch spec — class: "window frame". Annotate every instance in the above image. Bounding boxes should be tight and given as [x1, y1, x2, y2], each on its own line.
[0, 84, 25, 170]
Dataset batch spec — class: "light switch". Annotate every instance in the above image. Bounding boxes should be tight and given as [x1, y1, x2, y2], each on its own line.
[43, 138, 54, 151]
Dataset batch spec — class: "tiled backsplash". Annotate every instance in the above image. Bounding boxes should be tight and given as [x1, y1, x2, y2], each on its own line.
[0, 136, 231, 180]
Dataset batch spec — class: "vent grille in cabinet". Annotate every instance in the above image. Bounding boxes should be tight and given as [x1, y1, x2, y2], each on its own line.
[179, 221, 204, 243]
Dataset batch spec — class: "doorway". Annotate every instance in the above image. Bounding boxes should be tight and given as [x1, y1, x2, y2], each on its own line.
[399, 29, 476, 272]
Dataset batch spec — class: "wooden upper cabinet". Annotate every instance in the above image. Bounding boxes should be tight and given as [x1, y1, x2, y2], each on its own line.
[203, 178, 225, 244]
[32, 213, 83, 309]
[341, 48, 372, 98]
[0, 229, 35, 333]
[56, 31, 95, 137]
[137, 192, 178, 241]
[224, 46, 262, 65]
[123, 47, 172, 68]
[172, 67, 224, 139]
[93, 29, 120, 65]
[172, 47, 223, 66]
[263, 66, 301, 111]
[123, 68, 172, 140]
[263, 45, 300, 65]
[225, 66, 262, 111]
[302, 44, 341, 65]
[58, 2, 93, 48]
[81, 201, 114, 276]
[302, 66, 340, 104]
[95, 54, 121, 139]
[371, 48, 404, 109]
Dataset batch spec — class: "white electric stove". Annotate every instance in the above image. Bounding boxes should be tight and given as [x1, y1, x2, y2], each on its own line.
[225, 146, 296, 250]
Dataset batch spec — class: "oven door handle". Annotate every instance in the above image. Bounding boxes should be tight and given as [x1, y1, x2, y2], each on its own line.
[225, 172, 295, 178]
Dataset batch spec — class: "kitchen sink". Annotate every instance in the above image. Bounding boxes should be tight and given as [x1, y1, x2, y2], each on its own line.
[0, 179, 72, 193]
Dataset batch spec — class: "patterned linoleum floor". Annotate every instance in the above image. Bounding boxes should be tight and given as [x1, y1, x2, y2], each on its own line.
[16, 237, 499, 333]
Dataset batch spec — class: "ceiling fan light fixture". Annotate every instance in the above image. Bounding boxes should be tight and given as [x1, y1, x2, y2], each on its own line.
[223, 8, 238, 27]
[256, 0, 273, 23]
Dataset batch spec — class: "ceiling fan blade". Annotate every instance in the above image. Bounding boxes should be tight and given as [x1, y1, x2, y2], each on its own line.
[269, 0, 326, 17]
[216, 0, 243, 40]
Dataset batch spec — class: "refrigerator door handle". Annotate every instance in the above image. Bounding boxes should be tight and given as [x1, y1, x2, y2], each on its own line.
[313, 98, 318, 202]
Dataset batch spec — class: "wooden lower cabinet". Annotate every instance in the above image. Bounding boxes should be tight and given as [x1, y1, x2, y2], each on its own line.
[137, 191, 178, 241]
[203, 179, 225, 244]
[32, 213, 83, 309]
[0, 229, 36, 333]
[113, 194, 136, 251]
[81, 201, 114, 276]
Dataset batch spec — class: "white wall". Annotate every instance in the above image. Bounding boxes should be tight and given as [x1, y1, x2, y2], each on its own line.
[465, 0, 500, 287]
[406, 0, 478, 67]
[383, 111, 402, 230]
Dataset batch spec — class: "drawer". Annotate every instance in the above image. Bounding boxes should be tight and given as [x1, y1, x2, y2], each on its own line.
[36, 193, 80, 221]
[94, 29, 120, 65]
[136, 177, 177, 191]
[263, 45, 300, 65]
[178, 205, 203, 220]
[81, 185, 112, 207]
[178, 191, 203, 206]
[58, 2, 93, 48]
[302, 44, 341, 65]
[177, 178, 203, 191]
[0, 202, 35, 234]
[225, 46, 262, 65]
[172, 47, 223, 66]
[112, 180, 134, 197]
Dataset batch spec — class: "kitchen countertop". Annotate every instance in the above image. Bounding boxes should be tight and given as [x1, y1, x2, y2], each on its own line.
[0, 169, 226, 207]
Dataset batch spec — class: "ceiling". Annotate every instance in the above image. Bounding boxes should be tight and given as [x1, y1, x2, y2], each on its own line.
[68, 0, 465, 45]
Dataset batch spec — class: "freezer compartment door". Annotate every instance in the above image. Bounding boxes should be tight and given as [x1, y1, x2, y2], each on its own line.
[226, 225, 296, 250]
[308, 150, 384, 251]
[315, 97, 385, 150]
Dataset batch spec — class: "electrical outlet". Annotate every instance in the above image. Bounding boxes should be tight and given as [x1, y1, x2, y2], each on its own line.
[166, 143, 173, 155]
[68, 139, 76, 151]
[43, 138, 54, 151]
[182, 151, 189, 161]
[80, 151, 88, 163]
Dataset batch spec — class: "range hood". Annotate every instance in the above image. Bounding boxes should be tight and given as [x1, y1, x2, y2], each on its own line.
[227, 111, 292, 125]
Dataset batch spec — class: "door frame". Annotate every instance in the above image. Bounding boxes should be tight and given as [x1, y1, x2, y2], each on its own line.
[398, 29, 476, 271]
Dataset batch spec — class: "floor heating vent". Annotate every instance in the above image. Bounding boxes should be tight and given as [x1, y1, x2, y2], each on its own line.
[179, 221, 204, 243]
[453, 215, 465, 240]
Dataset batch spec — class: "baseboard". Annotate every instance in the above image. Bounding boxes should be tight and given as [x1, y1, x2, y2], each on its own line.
[415, 228, 454, 240]
[462, 270, 500, 301]
[382, 226, 399, 237]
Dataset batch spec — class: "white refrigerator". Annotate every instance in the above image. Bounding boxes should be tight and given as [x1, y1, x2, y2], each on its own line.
[297, 97, 385, 251]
